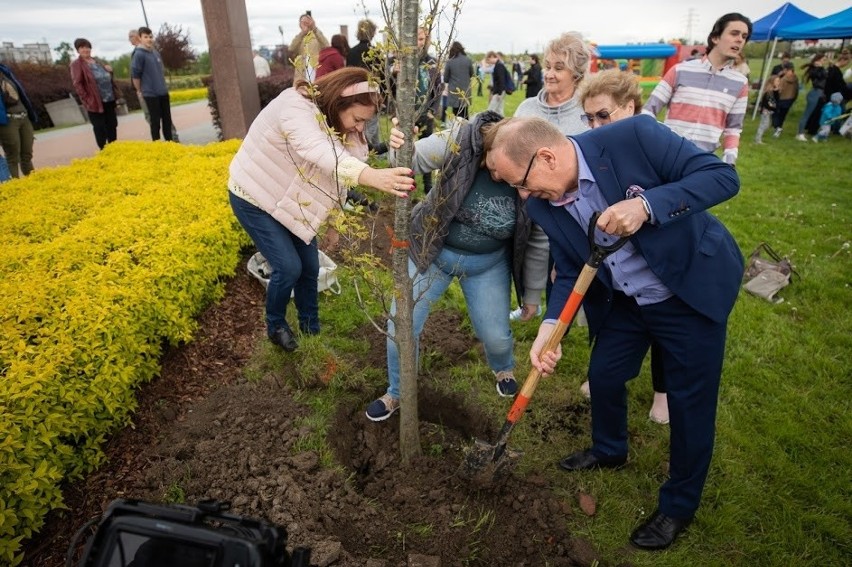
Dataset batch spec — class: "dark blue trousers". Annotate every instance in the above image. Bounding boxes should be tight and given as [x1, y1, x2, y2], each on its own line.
[587, 292, 726, 519]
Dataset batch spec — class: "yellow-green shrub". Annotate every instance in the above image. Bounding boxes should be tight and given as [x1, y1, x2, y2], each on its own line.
[170, 87, 208, 103]
[0, 140, 249, 565]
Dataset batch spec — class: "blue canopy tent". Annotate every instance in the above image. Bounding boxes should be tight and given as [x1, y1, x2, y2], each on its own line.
[750, 3, 817, 118]
[751, 2, 816, 41]
[777, 6, 852, 39]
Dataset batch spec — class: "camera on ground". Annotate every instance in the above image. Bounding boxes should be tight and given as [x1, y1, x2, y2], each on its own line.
[72, 498, 310, 567]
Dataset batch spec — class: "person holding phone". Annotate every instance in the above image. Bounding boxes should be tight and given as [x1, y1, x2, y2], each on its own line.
[289, 11, 328, 83]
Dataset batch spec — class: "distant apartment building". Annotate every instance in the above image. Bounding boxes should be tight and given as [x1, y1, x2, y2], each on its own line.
[0, 42, 53, 64]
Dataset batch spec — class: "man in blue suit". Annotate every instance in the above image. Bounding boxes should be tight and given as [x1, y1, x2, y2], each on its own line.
[485, 115, 743, 550]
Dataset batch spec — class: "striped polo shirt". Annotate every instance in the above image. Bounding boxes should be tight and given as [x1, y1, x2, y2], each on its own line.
[642, 57, 748, 165]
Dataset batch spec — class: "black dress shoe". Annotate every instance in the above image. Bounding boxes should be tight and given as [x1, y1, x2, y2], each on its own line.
[558, 449, 627, 471]
[630, 509, 693, 550]
[269, 328, 298, 352]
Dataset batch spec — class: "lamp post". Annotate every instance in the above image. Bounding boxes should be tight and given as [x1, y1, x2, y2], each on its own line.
[140, 0, 150, 28]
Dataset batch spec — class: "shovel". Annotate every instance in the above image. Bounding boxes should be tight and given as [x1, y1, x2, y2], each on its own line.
[460, 212, 629, 484]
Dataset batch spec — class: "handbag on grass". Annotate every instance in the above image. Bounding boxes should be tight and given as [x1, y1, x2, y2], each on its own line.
[247, 251, 341, 295]
[742, 242, 798, 304]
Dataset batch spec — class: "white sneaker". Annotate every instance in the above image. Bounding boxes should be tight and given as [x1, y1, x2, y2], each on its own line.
[795, 133, 808, 142]
[772, 128, 782, 138]
[509, 305, 542, 321]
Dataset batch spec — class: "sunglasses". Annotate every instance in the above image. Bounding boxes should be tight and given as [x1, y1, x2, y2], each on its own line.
[581, 106, 623, 126]
[510, 151, 538, 191]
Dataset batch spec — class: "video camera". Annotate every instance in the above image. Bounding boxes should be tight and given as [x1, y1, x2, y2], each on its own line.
[71, 499, 310, 567]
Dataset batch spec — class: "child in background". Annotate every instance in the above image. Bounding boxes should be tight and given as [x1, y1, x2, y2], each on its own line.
[755, 76, 779, 144]
[814, 92, 844, 142]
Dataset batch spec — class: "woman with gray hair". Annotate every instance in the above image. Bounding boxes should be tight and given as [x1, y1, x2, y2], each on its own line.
[509, 32, 590, 323]
[513, 32, 590, 135]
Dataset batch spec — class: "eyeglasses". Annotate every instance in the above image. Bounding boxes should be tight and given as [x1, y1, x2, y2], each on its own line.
[510, 151, 538, 191]
[581, 106, 623, 126]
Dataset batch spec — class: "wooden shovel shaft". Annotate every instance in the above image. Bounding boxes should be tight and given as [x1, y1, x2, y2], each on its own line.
[505, 262, 598, 426]
[477, 212, 629, 471]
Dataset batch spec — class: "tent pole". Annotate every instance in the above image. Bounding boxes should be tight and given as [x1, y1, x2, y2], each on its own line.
[752, 38, 778, 121]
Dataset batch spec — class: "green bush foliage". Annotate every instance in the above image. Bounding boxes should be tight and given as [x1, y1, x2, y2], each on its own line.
[0, 140, 249, 565]
[167, 75, 208, 90]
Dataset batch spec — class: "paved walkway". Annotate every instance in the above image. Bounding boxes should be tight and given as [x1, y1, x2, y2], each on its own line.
[32, 100, 220, 169]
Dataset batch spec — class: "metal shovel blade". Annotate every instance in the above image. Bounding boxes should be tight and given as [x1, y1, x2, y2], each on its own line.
[459, 438, 524, 486]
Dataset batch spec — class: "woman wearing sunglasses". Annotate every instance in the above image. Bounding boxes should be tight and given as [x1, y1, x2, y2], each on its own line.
[578, 69, 669, 425]
[580, 68, 643, 128]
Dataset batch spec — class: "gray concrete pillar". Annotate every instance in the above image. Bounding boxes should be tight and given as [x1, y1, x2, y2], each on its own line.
[200, 0, 260, 139]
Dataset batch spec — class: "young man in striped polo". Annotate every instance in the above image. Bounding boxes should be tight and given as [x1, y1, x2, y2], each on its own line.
[642, 13, 752, 167]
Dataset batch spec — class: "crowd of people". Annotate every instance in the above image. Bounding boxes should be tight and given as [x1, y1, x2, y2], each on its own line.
[753, 49, 851, 143]
[0, 24, 178, 175]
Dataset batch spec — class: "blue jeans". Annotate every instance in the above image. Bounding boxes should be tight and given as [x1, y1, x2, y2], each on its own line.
[798, 88, 823, 134]
[229, 192, 320, 335]
[385, 247, 514, 399]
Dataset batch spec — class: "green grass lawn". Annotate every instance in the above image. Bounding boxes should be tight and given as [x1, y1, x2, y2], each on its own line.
[269, 88, 852, 565]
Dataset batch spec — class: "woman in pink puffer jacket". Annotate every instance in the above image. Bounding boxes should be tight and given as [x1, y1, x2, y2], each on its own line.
[229, 67, 414, 351]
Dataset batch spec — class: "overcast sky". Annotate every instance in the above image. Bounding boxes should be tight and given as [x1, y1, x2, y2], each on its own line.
[3, 0, 848, 61]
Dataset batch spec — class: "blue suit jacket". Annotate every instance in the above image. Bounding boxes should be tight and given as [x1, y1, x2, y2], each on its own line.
[529, 115, 744, 336]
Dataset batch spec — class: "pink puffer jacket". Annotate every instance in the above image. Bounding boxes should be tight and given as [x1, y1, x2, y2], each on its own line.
[229, 87, 368, 243]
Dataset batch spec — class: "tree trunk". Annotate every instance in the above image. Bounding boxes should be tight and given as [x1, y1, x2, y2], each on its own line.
[393, 0, 421, 463]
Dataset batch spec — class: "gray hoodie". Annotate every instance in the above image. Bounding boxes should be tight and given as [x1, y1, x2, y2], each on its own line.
[513, 88, 588, 136]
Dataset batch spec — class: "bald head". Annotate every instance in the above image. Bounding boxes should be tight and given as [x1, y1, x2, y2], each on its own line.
[486, 117, 577, 201]
[492, 117, 567, 166]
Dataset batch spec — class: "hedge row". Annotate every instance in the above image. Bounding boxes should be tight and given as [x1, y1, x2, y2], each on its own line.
[0, 140, 248, 565]
[9, 61, 293, 132]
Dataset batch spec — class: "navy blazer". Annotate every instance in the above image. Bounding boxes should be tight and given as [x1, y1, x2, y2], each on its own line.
[529, 115, 744, 337]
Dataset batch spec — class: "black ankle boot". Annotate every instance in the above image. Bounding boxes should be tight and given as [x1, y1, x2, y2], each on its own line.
[269, 328, 298, 352]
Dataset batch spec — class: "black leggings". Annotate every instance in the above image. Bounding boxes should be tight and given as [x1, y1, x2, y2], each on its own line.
[415, 113, 435, 193]
[87, 100, 117, 149]
[772, 98, 795, 130]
